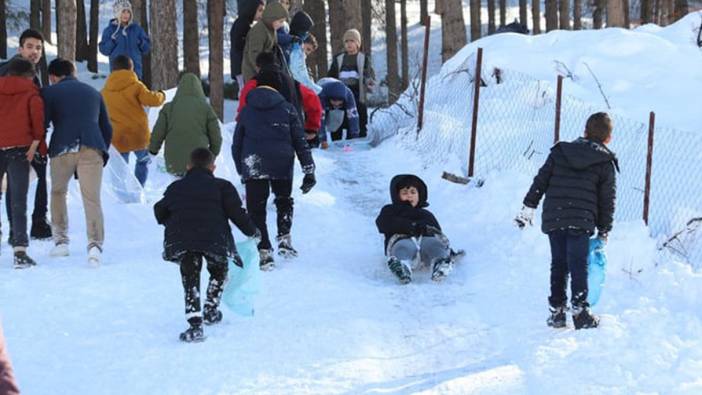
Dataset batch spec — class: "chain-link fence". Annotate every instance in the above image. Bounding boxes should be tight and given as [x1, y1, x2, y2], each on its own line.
[368, 52, 702, 268]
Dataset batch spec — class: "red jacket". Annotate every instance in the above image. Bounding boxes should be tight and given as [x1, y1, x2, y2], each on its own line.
[237, 79, 322, 132]
[0, 76, 46, 155]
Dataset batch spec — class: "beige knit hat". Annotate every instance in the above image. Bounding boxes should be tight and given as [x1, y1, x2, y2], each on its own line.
[343, 29, 362, 46]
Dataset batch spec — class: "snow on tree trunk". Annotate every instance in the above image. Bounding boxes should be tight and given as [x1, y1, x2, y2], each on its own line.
[150, 0, 178, 90]
[58, 0, 77, 61]
[470, 0, 481, 41]
[208, 0, 223, 120]
[532, 0, 541, 33]
[304, 0, 327, 79]
[545, 0, 558, 31]
[386, 0, 401, 103]
[88, 0, 98, 73]
[607, 0, 626, 27]
[183, 0, 200, 77]
[436, 0, 467, 61]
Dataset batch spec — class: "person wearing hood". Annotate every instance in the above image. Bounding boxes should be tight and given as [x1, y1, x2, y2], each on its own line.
[376, 175, 454, 284]
[241, 1, 289, 82]
[0, 58, 45, 269]
[149, 73, 222, 177]
[232, 69, 316, 270]
[230, 0, 265, 89]
[102, 55, 165, 186]
[99, 0, 151, 80]
[515, 112, 618, 331]
[318, 78, 359, 148]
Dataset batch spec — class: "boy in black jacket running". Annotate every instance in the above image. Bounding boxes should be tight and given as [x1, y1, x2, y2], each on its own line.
[515, 112, 618, 330]
[154, 148, 259, 342]
[376, 175, 454, 284]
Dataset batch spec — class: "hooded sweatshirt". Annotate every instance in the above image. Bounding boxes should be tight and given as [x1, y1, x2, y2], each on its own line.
[149, 73, 222, 175]
[241, 2, 289, 82]
[230, 0, 265, 77]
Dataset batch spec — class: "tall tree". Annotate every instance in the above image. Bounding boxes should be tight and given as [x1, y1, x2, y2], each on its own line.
[624, 0, 630, 26]
[150, 0, 178, 90]
[470, 0, 481, 41]
[607, 0, 626, 27]
[400, 0, 408, 90]
[76, 0, 89, 61]
[499, 0, 506, 26]
[0, 0, 6, 59]
[559, 0, 570, 29]
[31, 0, 41, 30]
[573, 0, 581, 29]
[545, 0, 558, 31]
[183, 0, 200, 76]
[641, 0, 653, 23]
[386, 0, 400, 103]
[133, 0, 151, 87]
[42, 0, 51, 43]
[519, 0, 528, 26]
[436, 0, 467, 61]
[592, 0, 604, 28]
[208, 0, 224, 120]
[673, 0, 688, 22]
[420, 0, 429, 26]
[362, 0, 372, 59]
[305, 0, 328, 79]
[532, 0, 541, 33]
[88, 0, 98, 72]
[57, 0, 77, 61]
[328, 0, 362, 56]
[488, 0, 496, 34]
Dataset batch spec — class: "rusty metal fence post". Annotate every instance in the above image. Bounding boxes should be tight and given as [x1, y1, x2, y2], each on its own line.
[417, 15, 431, 133]
[468, 47, 483, 177]
[643, 111, 656, 226]
[554, 75, 563, 144]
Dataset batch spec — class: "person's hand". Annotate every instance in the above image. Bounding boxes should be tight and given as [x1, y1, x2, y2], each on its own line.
[321, 141, 329, 150]
[300, 173, 316, 194]
[411, 222, 427, 237]
[25, 147, 37, 162]
[514, 206, 535, 229]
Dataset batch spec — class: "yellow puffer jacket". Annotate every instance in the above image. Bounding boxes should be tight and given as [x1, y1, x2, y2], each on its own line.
[101, 69, 165, 153]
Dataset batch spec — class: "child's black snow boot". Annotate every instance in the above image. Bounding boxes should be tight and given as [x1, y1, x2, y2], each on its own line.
[276, 234, 298, 258]
[431, 257, 454, 282]
[203, 303, 223, 325]
[13, 250, 36, 269]
[547, 305, 567, 328]
[180, 318, 205, 342]
[572, 305, 599, 330]
[259, 249, 275, 271]
[387, 257, 412, 284]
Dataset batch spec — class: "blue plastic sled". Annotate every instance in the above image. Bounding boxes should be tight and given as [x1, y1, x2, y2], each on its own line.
[223, 238, 261, 317]
[587, 238, 607, 306]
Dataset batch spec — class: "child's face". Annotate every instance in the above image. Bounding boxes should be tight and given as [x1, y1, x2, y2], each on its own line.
[272, 18, 286, 31]
[280, 0, 290, 11]
[329, 99, 343, 108]
[398, 187, 419, 207]
[120, 9, 131, 24]
[254, 5, 264, 21]
[303, 43, 316, 56]
[344, 40, 360, 55]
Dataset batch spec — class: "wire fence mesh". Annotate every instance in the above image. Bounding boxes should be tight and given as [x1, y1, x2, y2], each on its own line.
[368, 56, 702, 268]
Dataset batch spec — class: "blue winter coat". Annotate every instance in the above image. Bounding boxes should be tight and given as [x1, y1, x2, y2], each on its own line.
[318, 78, 360, 139]
[42, 77, 113, 160]
[232, 87, 315, 181]
[99, 19, 150, 79]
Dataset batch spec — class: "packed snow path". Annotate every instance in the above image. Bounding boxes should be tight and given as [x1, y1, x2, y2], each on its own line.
[1, 138, 701, 394]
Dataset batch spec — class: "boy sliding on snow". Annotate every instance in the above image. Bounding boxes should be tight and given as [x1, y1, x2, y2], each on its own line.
[376, 175, 454, 283]
[154, 148, 259, 342]
[515, 112, 618, 330]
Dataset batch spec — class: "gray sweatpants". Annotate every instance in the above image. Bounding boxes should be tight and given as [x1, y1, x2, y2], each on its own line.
[389, 236, 450, 269]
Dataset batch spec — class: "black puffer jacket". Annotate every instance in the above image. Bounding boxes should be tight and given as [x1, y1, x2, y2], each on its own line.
[154, 167, 258, 263]
[230, 0, 265, 77]
[375, 175, 442, 250]
[524, 138, 618, 235]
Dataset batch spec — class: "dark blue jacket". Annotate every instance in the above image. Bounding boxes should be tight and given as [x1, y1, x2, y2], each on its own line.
[99, 19, 150, 79]
[154, 167, 258, 263]
[232, 87, 315, 181]
[43, 77, 112, 160]
[318, 78, 359, 139]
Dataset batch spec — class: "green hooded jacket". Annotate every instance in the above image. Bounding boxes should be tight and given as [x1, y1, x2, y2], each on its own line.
[149, 73, 222, 175]
[241, 2, 289, 82]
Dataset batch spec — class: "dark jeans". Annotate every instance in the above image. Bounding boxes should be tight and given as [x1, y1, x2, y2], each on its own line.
[548, 229, 590, 309]
[245, 179, 293, 250]
[5, 156, 48, 228]
[0, 148, 31, 247]
[180, 252, 228, 323]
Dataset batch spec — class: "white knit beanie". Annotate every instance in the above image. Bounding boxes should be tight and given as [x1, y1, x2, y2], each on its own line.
[114, 0, 133, 23]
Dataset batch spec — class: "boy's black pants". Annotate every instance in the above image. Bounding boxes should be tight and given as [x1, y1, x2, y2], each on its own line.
[5, 156, 48, 229]
[547, 229, 590, 309]
[180, 252, 228, 323]
[0, 148, 31, 247]
[245, 179, 293, 250]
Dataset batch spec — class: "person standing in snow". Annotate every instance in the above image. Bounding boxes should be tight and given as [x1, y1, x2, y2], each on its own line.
[515, 112, 618, 330]
[148, 73, 222, 177]
[230, 0, 265, 89]
[232, 69, 316, 270]
[317, 78, 360, 148]
[0, 29, 52, 240]
[43, 59, 113, 266]
[327, 28, 376, 138]
[0, 320, 20, 395]
[241, 1, 289, 82]
[376, 174, 454, 284]
[101, 55, 165, 186]
[289, 33, 321, 94]
[0, 59, 45, 269]
[154, 148, 259, 343]
[99, 0, 151, 80]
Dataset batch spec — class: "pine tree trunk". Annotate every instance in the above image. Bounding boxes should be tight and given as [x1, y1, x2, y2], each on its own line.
[436, 0, 467, 60]
[573, 0, 581, 29]
[328, 0, 345, 55]
[304, 0, 327, 79]
[345, 0, 362, 32]
[208, 0, 223, 120]
[607, 0, 626, 27]
[488, 0, 496, 34]
[545, 0, 558, 31]
[42, 0, 51, 43]
[0, 0, 6, 59]
[470, 0, 481, 41]
[133, 0, 151, 86]
[400, 0, 408, 90]
[559, 0, 569, 29]
[57, 0, 76, 61]
[362, 0, 372, 59]
[519, 0, 527, 26]
[150, 0, 178, 90]
[641, 0, 652, 23]
[31, 0, 41, 29]
[624, 0, 630, 26]
[55, 0, 60, 44]
[184, 0, 200, 76]
[88, 0, 98, 72]
[76, 0, 89, 61]
[499, 0, 506, 26]
[532, 0, 541, 33]
[593, 0, 605, 28]
[386, 0, 400, 103]
[420, 0, 429, 25]
[673, 0, 687, 22]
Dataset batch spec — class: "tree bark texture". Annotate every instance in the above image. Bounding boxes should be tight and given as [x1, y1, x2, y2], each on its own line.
[641, 0, 653, 23]
[673, 0, 687, 22]
[208, 0, 224, 120]
[607, 0, 626, 27]
[76, 0, 89, 61]
[31, 0, 41, 29]
[593, 0, 605, 28]
[436, 0, 467, 61]
[184, 0, 200, 76]
[488, 0, 496, 34]
[362, 0, 372, 59]
[470, 0, 481, 41]
[420, 0, 429, 25]
[133, 0, 151, 87]
[499, 0, 506, 26]
[532, 0, 541, 33]
[328, 0, 362, 55]
[42, 0, 51, 43]
[559, 0, 570, 29]
[150, 0, 178, 90]
[57, 0, 77, 61]
[573, 0, 581, 29]
[88, 0, 98, 72]
[400, 0, 408, 90]
[545, 0, 558, 31]
[519, 0, 528, 25]
[304, 0, 327, 79]
[386, 0, 400, 103]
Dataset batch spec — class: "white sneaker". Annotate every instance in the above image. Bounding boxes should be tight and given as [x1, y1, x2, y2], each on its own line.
[50, 244, 70, 257]
[88, 245, 101, 267]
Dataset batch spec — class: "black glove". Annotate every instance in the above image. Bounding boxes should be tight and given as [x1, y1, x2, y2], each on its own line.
[300, 173, 316, 194]
[411, 221, 427, 237]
